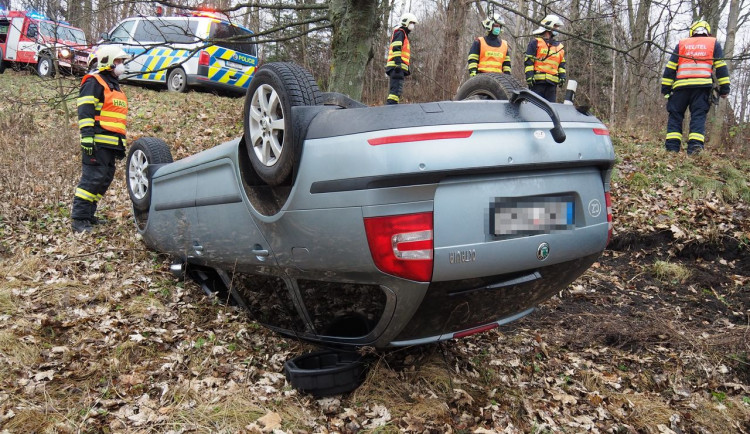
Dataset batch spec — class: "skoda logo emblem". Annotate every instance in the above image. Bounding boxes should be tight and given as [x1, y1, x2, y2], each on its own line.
[537, 242, 550, 261]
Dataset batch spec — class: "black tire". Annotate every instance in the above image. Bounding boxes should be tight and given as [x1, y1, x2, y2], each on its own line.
[126, 137, 173, 212]
[167, 67, 187, 93]
[243, 62, 322, 186]
[0, 48, 5, 74]
[455, 73, 524, 101]
[37, 54, 55, 78]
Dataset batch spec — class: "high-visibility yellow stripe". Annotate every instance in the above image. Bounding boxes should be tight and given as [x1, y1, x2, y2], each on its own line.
[99, 111, 127, 120]
[94, 134, 121, 145]
[688, 133, 705, 142]
[77, 96, 97, 106]
[79, 119, 95, 128]
[75, 188, 97, 202]
[81, 136, 94, 144]
[666, 132, 683, 140]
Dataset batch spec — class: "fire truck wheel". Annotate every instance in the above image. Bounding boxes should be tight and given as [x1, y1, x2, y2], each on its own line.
[37, 54, 55, 78]
[0, 49, 5, 74]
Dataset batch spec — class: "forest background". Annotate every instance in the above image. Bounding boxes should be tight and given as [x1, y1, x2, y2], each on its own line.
[1, 0, 749, 152]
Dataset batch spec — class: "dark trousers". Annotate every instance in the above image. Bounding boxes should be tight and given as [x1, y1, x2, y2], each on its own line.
[386, 74, 404, 105]
[71, 146, 120, 221]
[530, 83, 557, 103]
[665, 87, 710, 154]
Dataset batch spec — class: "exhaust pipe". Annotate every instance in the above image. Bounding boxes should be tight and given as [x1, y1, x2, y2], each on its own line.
[169, 261, 185, 278]
[563, 80, 577, 105]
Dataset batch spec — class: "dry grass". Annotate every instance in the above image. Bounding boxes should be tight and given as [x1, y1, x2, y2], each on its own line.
[651, 260, 693, 283]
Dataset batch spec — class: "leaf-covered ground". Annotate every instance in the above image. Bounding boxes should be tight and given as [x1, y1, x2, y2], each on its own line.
[0, 71, 748, 433]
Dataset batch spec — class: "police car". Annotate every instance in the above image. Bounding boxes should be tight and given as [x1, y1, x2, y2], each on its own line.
[92, 10, 258, 94]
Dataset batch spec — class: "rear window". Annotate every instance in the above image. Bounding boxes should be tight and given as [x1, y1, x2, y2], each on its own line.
[134, 18, 199, 43]
[208, 22, 257, 56]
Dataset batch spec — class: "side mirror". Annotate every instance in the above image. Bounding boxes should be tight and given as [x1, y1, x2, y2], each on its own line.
[100, 32, 109, 41]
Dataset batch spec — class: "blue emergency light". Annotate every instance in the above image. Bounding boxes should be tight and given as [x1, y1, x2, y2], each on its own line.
[25, 10, 49, 20]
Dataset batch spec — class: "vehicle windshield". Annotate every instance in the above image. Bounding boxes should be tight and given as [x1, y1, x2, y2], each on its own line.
[40, 21, 87, 44]
[208, 22, 256, 56]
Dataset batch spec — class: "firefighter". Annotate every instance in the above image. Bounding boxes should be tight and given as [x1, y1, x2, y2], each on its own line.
[71, 46, 130, 233]
[524, 14, 566, 102]
[661, 20, 730, 155]
[385, 12, 417, 105]
[467, 14, 511, 76]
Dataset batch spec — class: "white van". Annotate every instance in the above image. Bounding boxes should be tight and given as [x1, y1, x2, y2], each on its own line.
[94, 11, 258, 94]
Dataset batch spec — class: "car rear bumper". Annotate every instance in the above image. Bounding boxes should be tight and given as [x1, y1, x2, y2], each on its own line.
[389, 251, 602, 346]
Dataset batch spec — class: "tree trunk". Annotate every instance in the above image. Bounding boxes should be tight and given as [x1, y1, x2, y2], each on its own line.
[435, 0, 469, 99]
[328, 0, 380, 100]
[708, 0, 738, 149]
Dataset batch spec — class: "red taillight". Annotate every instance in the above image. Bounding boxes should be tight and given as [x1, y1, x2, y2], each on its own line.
[593, 128, 609, 135]
[363, 212, 433, 282]
[198, 50, 210, 66]
[605, 192, 613, 244]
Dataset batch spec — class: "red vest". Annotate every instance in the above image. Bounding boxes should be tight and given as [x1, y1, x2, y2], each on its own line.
[676, 37, 715, 80]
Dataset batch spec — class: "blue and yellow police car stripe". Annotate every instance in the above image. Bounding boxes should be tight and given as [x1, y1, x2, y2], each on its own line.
[203, 45, 257, 89]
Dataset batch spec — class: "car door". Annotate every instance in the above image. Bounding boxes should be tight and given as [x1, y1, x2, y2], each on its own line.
[192, 157, 277, 273]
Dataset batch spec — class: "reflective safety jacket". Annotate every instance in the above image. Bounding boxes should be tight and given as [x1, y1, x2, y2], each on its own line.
[386, 27, 411, 75]
[78, 72, 128, 150]
[661, 36, 731, 95]
[524, 37, 566, 84]
[468, 35, 511, 75]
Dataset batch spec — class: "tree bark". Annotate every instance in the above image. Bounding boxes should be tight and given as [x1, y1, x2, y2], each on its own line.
[435, 0, 469, 99]
[708, 0, 739, 149]
[328, 0, 380, 100]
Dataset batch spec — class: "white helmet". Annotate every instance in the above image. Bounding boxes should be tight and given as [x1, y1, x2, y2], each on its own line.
[482, 14, 505, 33]
[400, 12, 418, 27]
[96, 45, 130, 71]
[532, 14, 563, 35]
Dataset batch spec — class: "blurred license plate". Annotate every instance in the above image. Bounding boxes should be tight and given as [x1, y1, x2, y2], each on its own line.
[225, 60, 244, 70]
[490, 196, 575, 236]
[75, 55, 87, 62]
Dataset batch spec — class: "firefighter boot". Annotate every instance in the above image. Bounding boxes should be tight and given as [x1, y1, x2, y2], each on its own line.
[72, 219, 93, 233]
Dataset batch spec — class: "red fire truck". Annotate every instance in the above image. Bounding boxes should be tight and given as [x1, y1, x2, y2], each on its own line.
[0, 8, 90, 76]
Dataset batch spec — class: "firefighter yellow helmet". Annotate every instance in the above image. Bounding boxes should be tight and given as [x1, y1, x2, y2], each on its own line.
[96, 46, 130, 71]
[689, 19, 711, 37]
[532, 14, 563, 35]
[400, 12, 418, 27]
[482, 14, 505, 33]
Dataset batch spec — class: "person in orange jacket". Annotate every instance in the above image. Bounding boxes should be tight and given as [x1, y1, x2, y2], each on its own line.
[467, 14, 511, 77]
[661, 20, 730, 155]
[385, 13, 417, 105]
[71, 46, 129, 233]
[524, 14, 566, 102]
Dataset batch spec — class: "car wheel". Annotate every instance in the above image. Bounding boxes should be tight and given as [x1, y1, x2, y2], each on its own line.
[37, 54, 55, 78]
[455, 73, 524, 100]
[126, 137, 173, 212]
[243, 62, 322, 186]
[167, 67, 187, 92]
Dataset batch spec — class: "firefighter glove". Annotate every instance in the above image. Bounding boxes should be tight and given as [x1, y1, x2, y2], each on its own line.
[558, 77, 566, 88]
[469, 71, 476, 77]
[81, 142, 94, 155]
[664, 93, 670, 100]
[526, 77, 535, 86]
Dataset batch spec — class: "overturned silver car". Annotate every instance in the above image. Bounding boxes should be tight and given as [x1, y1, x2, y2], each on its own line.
[126, 62, 615, 349]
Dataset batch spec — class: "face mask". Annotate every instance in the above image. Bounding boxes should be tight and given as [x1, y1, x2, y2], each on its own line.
[113, 63, 125, 77]
[491, 27, 501, 36]
[407, 23, 415, 31]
